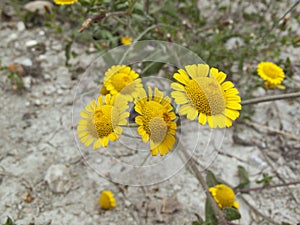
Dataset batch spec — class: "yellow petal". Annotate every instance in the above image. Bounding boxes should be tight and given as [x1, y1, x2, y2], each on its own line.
[171, 91, 189, 104]
[178, 104, 194, 115]
[221, 81, 234, 91]
[187, 109, 198, 120]
[80, 110, 90, 119]
[226, 102, 242, 110]
[93, 139, 102, 150]
[173, 70, 190, 85]
[224, 108, 240, 120]
[171, 82, 185, 91]
[78, 130, 89, 138]
[197, 64, 209, 77]
[198, 113, 207, 125]
[185, 64, 198, 79]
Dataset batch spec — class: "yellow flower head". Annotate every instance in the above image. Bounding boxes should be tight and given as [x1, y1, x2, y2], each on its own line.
[134, 87, 177, 156]
[171, 64, 241, 128]
[257, 62, 285, 89]
[102, 65, 143, 102]
[209, 184, 239, 209]
[54, 0, 78, 5]
[77, 94, 129, 150]
[120, 36, 132, 46]
[99, 190, 116, 210]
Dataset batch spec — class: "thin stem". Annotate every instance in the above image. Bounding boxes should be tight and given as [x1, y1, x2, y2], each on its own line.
[179, 142, 227, 225]
[241, 91, 300, 106]
[237, 180, 300, 193]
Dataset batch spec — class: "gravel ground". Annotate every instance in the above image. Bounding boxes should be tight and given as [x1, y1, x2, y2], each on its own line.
[1, 3, 300, 225]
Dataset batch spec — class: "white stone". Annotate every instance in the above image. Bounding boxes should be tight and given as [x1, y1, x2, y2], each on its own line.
[24, 1, 53, 15]
[7, 33, 18, 42]
[22, 77, 31, 89]
[21, 58, 32, 67]
[25, 40, 38, 47]
[17, 21, 26, 32]
[44, 164, 72, 194]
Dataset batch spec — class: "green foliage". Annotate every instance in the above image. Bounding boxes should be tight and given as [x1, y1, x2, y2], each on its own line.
[205, 198, 218, 225]
[256, 173, 273, 187]
[222, 207, 241, 221]
[2, 217, 15, 225]
[206, 170, 221, 188]
[235, 165, 250, 190]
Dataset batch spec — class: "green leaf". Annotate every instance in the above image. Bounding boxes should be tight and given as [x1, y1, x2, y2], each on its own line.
[256, 173, 272, 187]
[223, 207, 241, 221]
[65, 41, 73, 66]
[3, 217, 14, 225]
[192, 220, 205, 225]
[205, 198, 218, 225]
[235, 165, 250, 189]
[206, 170, 220, 188]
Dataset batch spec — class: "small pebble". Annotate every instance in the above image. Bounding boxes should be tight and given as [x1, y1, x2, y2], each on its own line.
[17, 21, 26, 32]
[22, 77, 32, 89]
[26, 40, 38, 47]
[21, 58, 32, 67]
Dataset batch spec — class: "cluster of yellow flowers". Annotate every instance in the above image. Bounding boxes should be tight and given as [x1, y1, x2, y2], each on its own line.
[77, 64, 242, 156]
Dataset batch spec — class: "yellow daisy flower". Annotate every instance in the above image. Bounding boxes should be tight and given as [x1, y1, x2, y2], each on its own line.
[102, 65, 143, 102]
[99, 190, 116, 210]
[120, 36, 132, 46]
[209, 184, 239, 209]
[134, 87, 177, 156]
[77, 94, 129, 150]
[54, 0, 78, 5]
[171, 64, 241, 128]
[257, 62, 285, 89]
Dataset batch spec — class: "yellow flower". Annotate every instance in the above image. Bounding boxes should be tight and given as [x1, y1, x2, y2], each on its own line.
[257, 62, 285, 89]
[209, 184, 239, 209]
[102, 65, 143, 102]
[54, 0, 78, 5]
[120, 36, 132, 46]
[134, 87, 177, 156]
[77, 94, 129, 150]
[171, 64, 241, 128]
[99, 190, 116, 210]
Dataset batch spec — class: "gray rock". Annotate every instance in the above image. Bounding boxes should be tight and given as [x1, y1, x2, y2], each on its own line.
[24, 1, 53, 15]
[44, 164, 73, 194]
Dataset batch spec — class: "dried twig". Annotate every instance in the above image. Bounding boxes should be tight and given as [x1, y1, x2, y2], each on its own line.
[241, 91, 300, 106]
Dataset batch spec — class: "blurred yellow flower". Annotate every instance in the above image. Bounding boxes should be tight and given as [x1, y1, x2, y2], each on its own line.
[257, 62, 285, 89]
[171, 64, 241, 128]
[135, 87, 177, 156]
[120, 36, 132, 46]
[209, 184, 239, 209]
[54, 0, 78, 5]
[102, 65, 143, 102]
[77, 94, 129, 150]
[99, 190, 116, 210]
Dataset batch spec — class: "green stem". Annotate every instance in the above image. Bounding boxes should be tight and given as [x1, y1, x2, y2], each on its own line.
[179, 142, 227, 225]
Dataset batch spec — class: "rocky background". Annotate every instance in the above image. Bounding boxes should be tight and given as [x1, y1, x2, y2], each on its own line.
[1, 1, 300, 225]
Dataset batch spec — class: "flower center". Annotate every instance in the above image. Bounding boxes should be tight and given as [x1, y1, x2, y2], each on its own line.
[149, 117, 167, 143]
[111, 73, 133, 92]
[215, 185, 235, 208]
[263, 66, 277, 78]
[185, 77, 225, 116]
[87, 106, 114, 138]
[139, 100, 171, 142]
